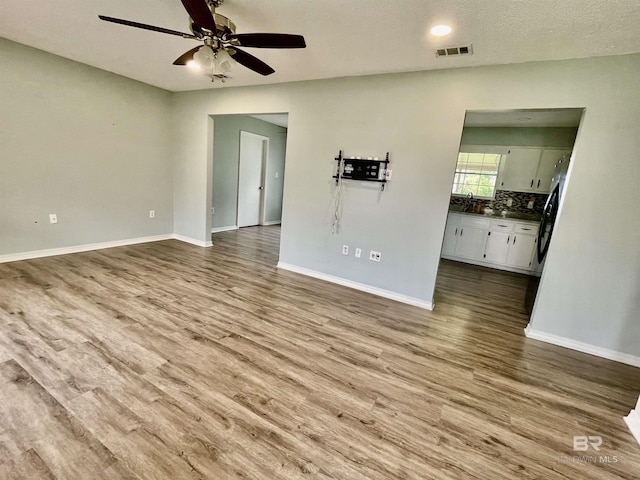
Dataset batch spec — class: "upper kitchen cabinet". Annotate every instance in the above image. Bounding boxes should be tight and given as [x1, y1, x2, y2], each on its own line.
[499, 147, 571, 194]
[499, 148, 542, 192]
[535, 149, 572, 193]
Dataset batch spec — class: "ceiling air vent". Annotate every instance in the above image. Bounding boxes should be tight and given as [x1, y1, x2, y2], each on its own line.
[436, 44, 473, 58]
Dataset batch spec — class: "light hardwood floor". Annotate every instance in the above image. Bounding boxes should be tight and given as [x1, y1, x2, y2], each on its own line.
[0, 226, 639, 479]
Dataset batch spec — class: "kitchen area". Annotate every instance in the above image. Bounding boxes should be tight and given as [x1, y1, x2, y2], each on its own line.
[438, 108, 583, 315]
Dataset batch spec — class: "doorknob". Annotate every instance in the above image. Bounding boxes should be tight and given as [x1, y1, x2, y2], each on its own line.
[258, 186, 264, 190]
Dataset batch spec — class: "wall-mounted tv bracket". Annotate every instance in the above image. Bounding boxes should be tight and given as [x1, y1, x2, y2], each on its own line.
[333, 150, 390, 191]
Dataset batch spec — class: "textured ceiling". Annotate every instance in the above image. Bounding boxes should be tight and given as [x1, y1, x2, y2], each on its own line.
[1, 0, 639, 92]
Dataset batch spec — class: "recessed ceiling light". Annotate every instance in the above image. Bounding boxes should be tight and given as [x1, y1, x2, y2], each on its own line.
[431, 25, 452, 36]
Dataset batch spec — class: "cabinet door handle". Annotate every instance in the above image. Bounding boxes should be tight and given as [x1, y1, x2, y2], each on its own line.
[498, 224, 508, 227]
[455, 227, 458, 236]
[530, 179, 534, 188]
[513, 236, 517, 244]
[537, 179, 541, 188]
[522, 227, 531, 231]
[460, 228, 464, 236]
[507, 235, 510, 244]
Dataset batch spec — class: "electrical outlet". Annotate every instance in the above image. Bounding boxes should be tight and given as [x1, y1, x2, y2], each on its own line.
[342, 245, 349, 255]
[355, 248, 362, 258]
[149, 210, 155, 219]
[369, 250, 381, 262]
[49, 214, 58, 224]
[527, 200, 534, 209]
[211, 207, 215, 214]
[384, 169, 392, 180]
[275, 172, 279, 178]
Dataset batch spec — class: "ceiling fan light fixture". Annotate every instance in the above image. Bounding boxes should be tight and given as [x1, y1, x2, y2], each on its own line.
[186, 59, 201, 70]
[213, 49, 236, 74]
[193, 45, 216, 70]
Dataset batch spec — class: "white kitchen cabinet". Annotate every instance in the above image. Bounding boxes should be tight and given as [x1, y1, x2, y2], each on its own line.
[505, 223, 539, 269]
[498, 147, 572, 193]
[534, 149, 571, 193]
[442, 220, 460, 255]
[441, 213, 540, 275]
[454, 216, 490, 260]
[499, 148, 542, 192]
[484, 230, 511, 264]
[506, 232, 537, 268]
[441, 214, 489, 261]
[484, 219, 514, 264]
[455, 226, 488, 259]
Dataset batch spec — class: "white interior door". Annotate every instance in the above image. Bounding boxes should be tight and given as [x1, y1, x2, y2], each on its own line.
[238, 131, 267, 227]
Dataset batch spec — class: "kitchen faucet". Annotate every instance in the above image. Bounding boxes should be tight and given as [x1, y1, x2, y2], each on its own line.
[463, 191, 474, 212]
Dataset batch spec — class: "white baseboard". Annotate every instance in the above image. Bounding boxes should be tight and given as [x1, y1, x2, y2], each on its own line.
[0, 234, 175, 264]
[211, 225, 238, 233]
[261, 220, 281, 226]
[277, 262, 433, 310]
[441, 254, 540, 276]
[173, 234, 213, 248]
[0, 233, 218, 263]
[524, 326, 640, 368]
[624, 408, 640, 445]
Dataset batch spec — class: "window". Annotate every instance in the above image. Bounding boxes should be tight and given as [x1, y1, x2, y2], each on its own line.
[452, 151, 502, 199]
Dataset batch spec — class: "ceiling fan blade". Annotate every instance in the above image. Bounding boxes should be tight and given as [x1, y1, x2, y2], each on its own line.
[228, 33, 306, 49]
[229, 48, 275, 76]
[98, 15, 197, 39]
[180, 0, 217, 32]
[173, 46, 202, 65]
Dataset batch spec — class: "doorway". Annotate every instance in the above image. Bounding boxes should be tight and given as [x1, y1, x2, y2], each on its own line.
[211, 114, 288, 266]
[435, 108, 584, 319]
[211, 114, 288, 234]
[238, 131, 268, 227]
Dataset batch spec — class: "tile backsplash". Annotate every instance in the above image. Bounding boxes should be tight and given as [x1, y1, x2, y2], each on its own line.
[450, 190, 548, 215]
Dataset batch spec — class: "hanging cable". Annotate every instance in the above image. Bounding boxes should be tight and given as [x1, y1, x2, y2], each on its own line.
[331, 157, 344, 235]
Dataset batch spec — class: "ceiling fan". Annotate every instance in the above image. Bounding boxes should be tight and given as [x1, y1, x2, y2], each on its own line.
[99, 0, 306, 82]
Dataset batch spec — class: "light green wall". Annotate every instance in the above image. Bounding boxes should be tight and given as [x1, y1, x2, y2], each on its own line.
[0, 39, 174, 254]
[212, 115, 287, 228]
[172, 53, 640, 358]
[461, 127, 578, 147]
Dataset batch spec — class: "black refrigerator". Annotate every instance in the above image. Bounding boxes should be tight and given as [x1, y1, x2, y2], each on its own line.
[525, 154, 571, 314]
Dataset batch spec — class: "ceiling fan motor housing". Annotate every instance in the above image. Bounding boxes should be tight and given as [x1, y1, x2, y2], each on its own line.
[213, 13, 236, 36]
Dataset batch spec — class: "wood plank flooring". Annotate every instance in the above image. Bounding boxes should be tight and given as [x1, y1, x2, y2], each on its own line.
[0, 225, 639, 479]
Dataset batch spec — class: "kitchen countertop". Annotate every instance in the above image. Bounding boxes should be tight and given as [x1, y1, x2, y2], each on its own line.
[448, 205, 541, 223]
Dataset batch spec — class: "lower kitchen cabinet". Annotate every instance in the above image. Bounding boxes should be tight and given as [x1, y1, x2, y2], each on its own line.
[442, 213, 540, 274]
[442, 222, 459, 256]
[484, 231, 511, 264]
[455, 226, 488, 259]
[443, 214, 490, 261]
[506, 228, 538, 269]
